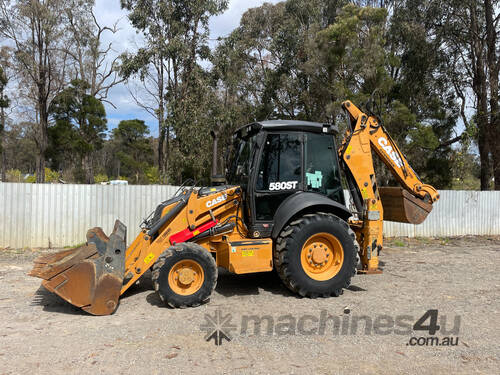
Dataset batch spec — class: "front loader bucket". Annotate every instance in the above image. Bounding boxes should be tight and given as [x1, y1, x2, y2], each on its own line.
[379, 187, 433, 224]
[29, 220, 127, 316]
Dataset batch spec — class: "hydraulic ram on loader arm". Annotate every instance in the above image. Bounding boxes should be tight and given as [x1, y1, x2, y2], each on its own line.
[338, 100, 440, 273]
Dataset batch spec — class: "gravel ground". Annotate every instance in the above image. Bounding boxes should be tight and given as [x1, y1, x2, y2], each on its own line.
[0, 236, 498, 374]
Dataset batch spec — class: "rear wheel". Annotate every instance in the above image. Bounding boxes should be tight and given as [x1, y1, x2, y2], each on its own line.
[151, 243, 217, 308]
[274, 213, 358, 297]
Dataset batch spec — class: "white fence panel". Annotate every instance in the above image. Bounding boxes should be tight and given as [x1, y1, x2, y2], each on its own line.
[0, 183, 178, 248]
[1, 183, 499, 248]
[383, 190, 500, 237]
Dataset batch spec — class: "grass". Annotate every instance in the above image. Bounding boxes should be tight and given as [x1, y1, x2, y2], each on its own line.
[63, 242, 86, 249]
[439, 237, 450, 245]
[393, 239, 407, 247]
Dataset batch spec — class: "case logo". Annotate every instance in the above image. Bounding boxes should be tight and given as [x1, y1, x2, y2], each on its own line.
[378, 137, 403, 168]
[206, 193, 227, 208]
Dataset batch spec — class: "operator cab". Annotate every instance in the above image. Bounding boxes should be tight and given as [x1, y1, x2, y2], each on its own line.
[227, 120, 345, 238]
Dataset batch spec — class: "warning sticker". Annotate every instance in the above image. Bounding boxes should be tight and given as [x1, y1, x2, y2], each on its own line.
[144, 253, 155, 264]
[241, 250, 254, 257]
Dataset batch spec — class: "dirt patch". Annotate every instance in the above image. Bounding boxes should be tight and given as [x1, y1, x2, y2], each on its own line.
[0, 237, 499, 374]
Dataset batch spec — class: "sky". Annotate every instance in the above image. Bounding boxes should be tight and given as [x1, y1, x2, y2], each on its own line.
[94, 0, 282, 136]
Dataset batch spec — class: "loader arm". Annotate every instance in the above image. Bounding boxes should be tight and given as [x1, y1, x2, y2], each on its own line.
[30, 186, 244, 315]
[338, 100, 440, 273]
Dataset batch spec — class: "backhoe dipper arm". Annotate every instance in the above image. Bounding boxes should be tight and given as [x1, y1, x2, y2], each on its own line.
[338, 100, 440, 274]
[340, 100, 439, 204]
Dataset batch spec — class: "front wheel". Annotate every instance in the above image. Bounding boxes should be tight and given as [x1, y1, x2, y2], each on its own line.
[151, 243, 217, 308]
[274, 213, 358, 297]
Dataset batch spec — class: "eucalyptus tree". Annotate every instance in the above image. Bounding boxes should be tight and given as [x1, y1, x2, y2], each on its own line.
[0, 63, 9, 181]
[0, 0, 88, 182]
[120, 0, 228, 183]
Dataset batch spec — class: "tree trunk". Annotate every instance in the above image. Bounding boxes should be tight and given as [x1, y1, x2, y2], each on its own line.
[36, 105, 48, 183]
[1, 147, 7, 182]
[470, 3, 491, 190]
[476, 65, 491, 190]
[157, 59, 166, 184]
[84, 154, 94, 184]
[484, 0, 500, 189]
[0, 106, 5, 182]
[478, 118, 492, 190]
[165, 123, 170, 184]
[158, 109, 165, 183]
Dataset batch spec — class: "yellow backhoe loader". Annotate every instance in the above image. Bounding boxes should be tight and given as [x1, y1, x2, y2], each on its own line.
[29, 100, 439, 315]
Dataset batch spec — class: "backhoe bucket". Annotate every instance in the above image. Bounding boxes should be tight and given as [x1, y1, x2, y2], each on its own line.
[379, 187, 433, 224]
[29, 220, 127, 316]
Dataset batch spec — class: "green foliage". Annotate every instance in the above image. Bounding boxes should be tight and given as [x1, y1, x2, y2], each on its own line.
[94, 173, 108, 184]
[49, 79, 107, 183]
[119, 0, 229, 184]
[393, 239, 406, 247]
[111, 119, 154, 184]
[145, 166, 160, 184]
[25, 175, 36, 183]
[44, 168, 60, 183]
[25, 168, 60, 183]
[207, 1, 463, 188]
[1, 0, 487, 189]
[6, 168, 22, 182]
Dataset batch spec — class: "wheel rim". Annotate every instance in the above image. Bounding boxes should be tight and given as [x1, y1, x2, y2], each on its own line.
[300, 232, 344, 281]
[168, 259, 204, 295]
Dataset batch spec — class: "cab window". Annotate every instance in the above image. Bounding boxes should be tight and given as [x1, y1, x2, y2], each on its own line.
[304, 133, 344, 204]
[227, 135, 257, 187]
[256, 133, 301, 191]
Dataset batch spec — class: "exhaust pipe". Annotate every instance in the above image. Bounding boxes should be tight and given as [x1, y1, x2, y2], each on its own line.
[210, 130, 225, 186]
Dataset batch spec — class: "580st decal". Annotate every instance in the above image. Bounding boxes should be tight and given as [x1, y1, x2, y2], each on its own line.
[269, 181, 298, 190]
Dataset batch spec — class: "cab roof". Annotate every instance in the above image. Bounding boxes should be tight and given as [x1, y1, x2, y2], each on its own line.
[235, 120, 338, 138]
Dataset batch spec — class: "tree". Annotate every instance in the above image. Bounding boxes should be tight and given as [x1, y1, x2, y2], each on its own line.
[2, 122, 38, 175]
[120, 0, 228, 183]
[0, 0, 86, 182]
[49, 79, 107, 183]
[0, 62, 9, 181]
[440, 0, 499, 190]
[111, 119, 153, 183]
[211, 1, 461, 188]
[381, 0, 462, 188]
[484, 0, 499, 189]
[65, 2, 124, 105]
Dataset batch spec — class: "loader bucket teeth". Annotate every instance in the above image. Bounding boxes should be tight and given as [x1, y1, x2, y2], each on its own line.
[29, 220, 127, 316]
[379, 187, 433, 224]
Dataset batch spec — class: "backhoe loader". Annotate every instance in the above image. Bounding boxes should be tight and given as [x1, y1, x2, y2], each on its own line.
[29, 100, 439, 315]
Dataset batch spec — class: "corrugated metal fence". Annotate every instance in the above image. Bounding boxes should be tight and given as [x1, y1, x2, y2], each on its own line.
[0, 183, 179, 248]
[1, 183, 499, 248]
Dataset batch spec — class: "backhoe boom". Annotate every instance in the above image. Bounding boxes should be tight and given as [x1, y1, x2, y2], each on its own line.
[339, 100, 440, 273]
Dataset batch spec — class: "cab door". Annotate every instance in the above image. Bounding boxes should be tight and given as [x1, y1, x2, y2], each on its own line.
[249, 132, 303, 236]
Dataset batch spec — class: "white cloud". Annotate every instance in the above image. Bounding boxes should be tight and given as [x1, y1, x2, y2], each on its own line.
[209, 0, 281, 38]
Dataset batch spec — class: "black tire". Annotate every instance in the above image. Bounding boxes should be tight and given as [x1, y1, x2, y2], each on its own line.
[151, 243, 217, 308]
[274, 212, 358, 298]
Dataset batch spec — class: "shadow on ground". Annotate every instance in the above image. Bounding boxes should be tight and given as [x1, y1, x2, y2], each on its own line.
[31, 267, 366, 313]
[215, 269, 295, 298]
[31, 285, 87, 315]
